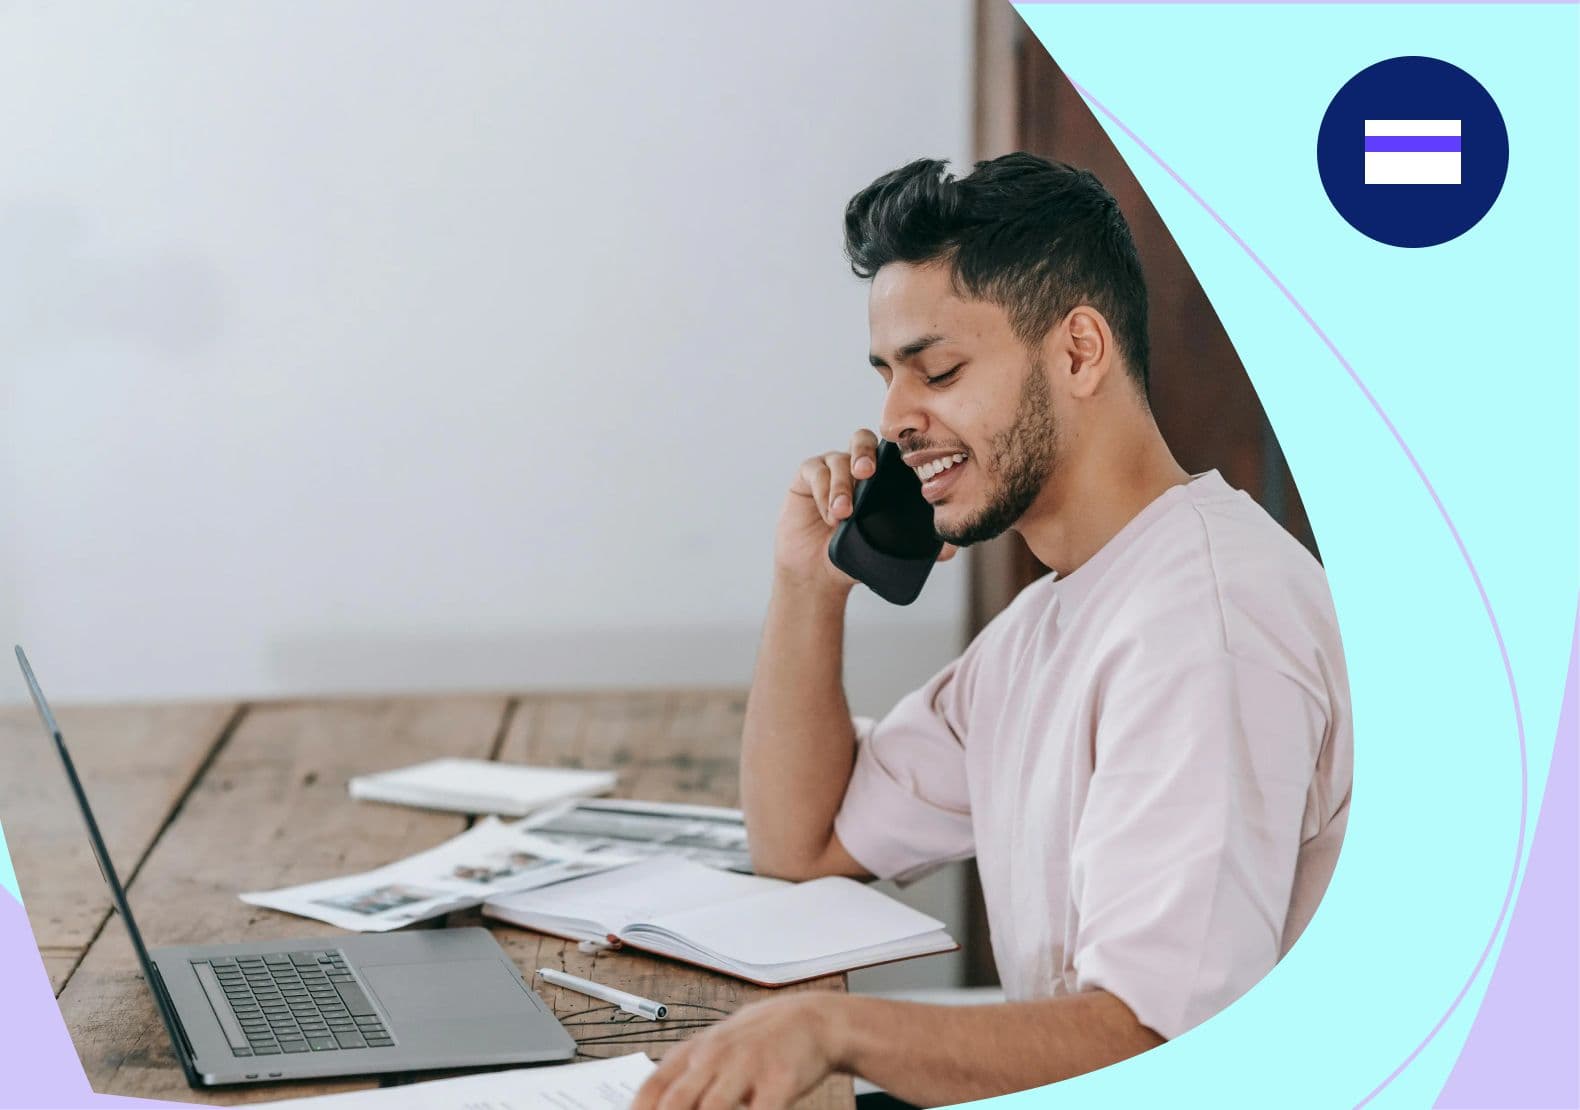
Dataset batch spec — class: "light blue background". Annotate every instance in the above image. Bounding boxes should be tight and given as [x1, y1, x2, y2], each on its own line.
[0, 825, 14, 902]
[1011, 3, 1577, 1107]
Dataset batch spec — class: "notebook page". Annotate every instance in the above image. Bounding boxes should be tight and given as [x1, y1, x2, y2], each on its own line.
[491, 856, 781, 933]
[639, 875, 946, 967]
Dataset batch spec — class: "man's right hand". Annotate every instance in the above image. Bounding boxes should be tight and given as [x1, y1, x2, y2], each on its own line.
[773, 429, 957, 595]
[773, 428, 882, 595]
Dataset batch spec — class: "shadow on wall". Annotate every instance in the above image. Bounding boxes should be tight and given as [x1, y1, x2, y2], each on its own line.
[0, 201, 227, 365]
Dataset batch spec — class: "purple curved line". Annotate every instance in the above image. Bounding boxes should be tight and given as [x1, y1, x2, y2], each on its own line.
[1060, 77, 1529, 1106]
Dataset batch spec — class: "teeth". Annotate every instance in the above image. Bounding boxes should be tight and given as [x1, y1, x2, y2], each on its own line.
[915, 453, 967, 481]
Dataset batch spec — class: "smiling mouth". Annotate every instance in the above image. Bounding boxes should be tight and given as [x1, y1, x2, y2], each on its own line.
[910, 452, 967, 482]
[913, 453, 969, 503]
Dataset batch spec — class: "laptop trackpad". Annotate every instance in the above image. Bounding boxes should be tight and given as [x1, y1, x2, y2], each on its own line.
[362, 959, 529, 1020]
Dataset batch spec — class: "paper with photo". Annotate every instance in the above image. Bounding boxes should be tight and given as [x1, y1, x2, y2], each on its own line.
[262, 1051, 656, 1109]
[240, 816, 623, 932]
[522, 798, 752, 873]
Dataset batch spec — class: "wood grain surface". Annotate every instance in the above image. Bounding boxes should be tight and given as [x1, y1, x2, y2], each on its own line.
[53, 696, 507, 1103]
[9, 691, 852, 1109]
[496, 690, 747, 804]
[0, 701, 238, 992]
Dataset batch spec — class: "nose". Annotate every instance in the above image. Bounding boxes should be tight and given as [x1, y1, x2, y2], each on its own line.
[878, 377, 928, 445]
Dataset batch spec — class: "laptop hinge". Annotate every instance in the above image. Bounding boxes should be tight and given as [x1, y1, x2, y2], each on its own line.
[147, 963, 200, 1076]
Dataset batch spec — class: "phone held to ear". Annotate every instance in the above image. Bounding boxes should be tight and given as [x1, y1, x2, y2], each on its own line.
[826, 439, 944, 605]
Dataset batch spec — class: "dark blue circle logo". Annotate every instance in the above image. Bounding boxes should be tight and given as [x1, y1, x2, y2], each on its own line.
[1318, 56, 1508, 248]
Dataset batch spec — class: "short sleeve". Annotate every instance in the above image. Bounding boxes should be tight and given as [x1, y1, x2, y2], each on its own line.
[1070, 652, 1325, 1040]
[833, 658, 977, 883]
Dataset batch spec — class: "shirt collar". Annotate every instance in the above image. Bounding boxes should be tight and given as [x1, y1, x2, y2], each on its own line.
[1046, 470, 1230, 615]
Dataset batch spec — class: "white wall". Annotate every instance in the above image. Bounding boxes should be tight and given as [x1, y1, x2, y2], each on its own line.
[0, 1, 975, 712]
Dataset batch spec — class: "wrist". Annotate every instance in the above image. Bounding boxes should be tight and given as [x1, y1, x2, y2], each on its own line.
[812, 993, 863, 1075]
[771, 568, 855, 610]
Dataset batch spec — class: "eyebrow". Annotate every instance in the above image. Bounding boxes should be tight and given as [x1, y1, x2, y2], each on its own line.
[869, 333, 946, 369]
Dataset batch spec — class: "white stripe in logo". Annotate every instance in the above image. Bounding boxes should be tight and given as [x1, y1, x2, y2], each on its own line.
[1364, 119, 1462, 185]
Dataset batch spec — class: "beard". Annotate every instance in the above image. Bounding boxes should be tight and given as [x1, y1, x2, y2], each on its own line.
[933, 354, 1059, 547]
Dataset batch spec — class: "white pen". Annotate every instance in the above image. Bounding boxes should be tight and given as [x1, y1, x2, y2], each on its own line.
[537, 967, 669, 1021]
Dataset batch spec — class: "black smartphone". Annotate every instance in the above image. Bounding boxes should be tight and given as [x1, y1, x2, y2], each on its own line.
[826, 439, 944, 605]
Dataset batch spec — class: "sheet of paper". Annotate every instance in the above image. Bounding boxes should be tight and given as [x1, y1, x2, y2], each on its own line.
[240, 817, 624, 931]
[262, 1051, 657, 1109]
[522, 799, 751, 872]
[349, 757, 617, 816]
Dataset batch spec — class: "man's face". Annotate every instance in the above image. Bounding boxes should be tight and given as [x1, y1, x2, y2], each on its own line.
[867, 261, 1060, 546]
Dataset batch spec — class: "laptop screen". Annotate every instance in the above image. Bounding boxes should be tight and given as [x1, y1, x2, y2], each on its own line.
[14, 646, 198, 1080]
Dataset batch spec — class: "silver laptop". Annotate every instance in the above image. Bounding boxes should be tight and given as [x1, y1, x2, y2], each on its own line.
[15, 646, 576, 1087]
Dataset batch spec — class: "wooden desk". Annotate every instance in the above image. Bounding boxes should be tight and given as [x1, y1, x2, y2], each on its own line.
[1, 691, 853, 1109]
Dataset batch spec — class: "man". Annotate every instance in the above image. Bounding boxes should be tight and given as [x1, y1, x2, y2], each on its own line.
[632, 154, 1351, 1109]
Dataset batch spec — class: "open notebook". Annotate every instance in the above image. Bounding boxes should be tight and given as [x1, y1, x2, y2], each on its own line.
[482, 857, 957, 987]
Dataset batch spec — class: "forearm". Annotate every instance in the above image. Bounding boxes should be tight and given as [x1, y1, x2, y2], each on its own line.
[740, 574, 862, 879]
[829, 990, 1164, 1106]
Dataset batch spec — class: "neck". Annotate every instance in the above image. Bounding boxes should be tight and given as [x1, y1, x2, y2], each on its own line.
[1013, 404, 1189, 577]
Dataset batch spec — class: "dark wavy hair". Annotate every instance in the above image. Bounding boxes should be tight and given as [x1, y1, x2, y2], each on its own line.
[843, 153, 1150, 393]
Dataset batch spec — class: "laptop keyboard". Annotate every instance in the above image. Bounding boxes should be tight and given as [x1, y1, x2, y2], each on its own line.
[191, 950, 395, 1056]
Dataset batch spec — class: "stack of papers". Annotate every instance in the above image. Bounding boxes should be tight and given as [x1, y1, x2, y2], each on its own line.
[239, 798, 754, 932]
[523, 798, 751, 872]
[240, 817, 622, 931]
[349, 758, 617, 816]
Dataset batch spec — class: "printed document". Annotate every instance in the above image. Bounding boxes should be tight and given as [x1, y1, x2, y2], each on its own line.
[240, 817, 622, 931]
[522, 798, 751, 872]
[263, 1051, 656, 1108]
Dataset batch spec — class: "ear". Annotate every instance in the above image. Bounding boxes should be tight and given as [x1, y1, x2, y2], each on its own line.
[1058, 307, 1116, 400]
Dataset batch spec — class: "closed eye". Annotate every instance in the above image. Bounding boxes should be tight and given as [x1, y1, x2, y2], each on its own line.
[925, 364, 963, 387]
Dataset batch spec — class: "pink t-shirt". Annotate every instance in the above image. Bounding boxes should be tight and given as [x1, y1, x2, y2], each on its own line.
[833, 471, 1352, 1040]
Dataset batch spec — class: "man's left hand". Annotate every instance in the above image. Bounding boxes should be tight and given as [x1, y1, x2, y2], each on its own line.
[630, 992, 848, 1110]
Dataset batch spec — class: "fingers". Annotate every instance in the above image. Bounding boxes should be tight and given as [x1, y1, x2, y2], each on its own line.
[849, 428, 879, 480]
[746, 1075, 798, 1110]
[637, 995, 827, 1110]
[823, 453, 854, 522]
[654, 1057, 714, 1110]
[630, 1070, 664, 1110]
[937, 543, 958, 563]
[648, 1054, 790, 1110]
[798, 457, 833, 523]
[696, 1069, 754, 1110]
[797, 454, 856, 527]
[789, 430, 877, 526]
[649, 1041, 753, 1110]
[632, 1043, 691, 1110]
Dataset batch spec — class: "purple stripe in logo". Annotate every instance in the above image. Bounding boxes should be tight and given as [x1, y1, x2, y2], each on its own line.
[1364, 135, 1462, 152]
